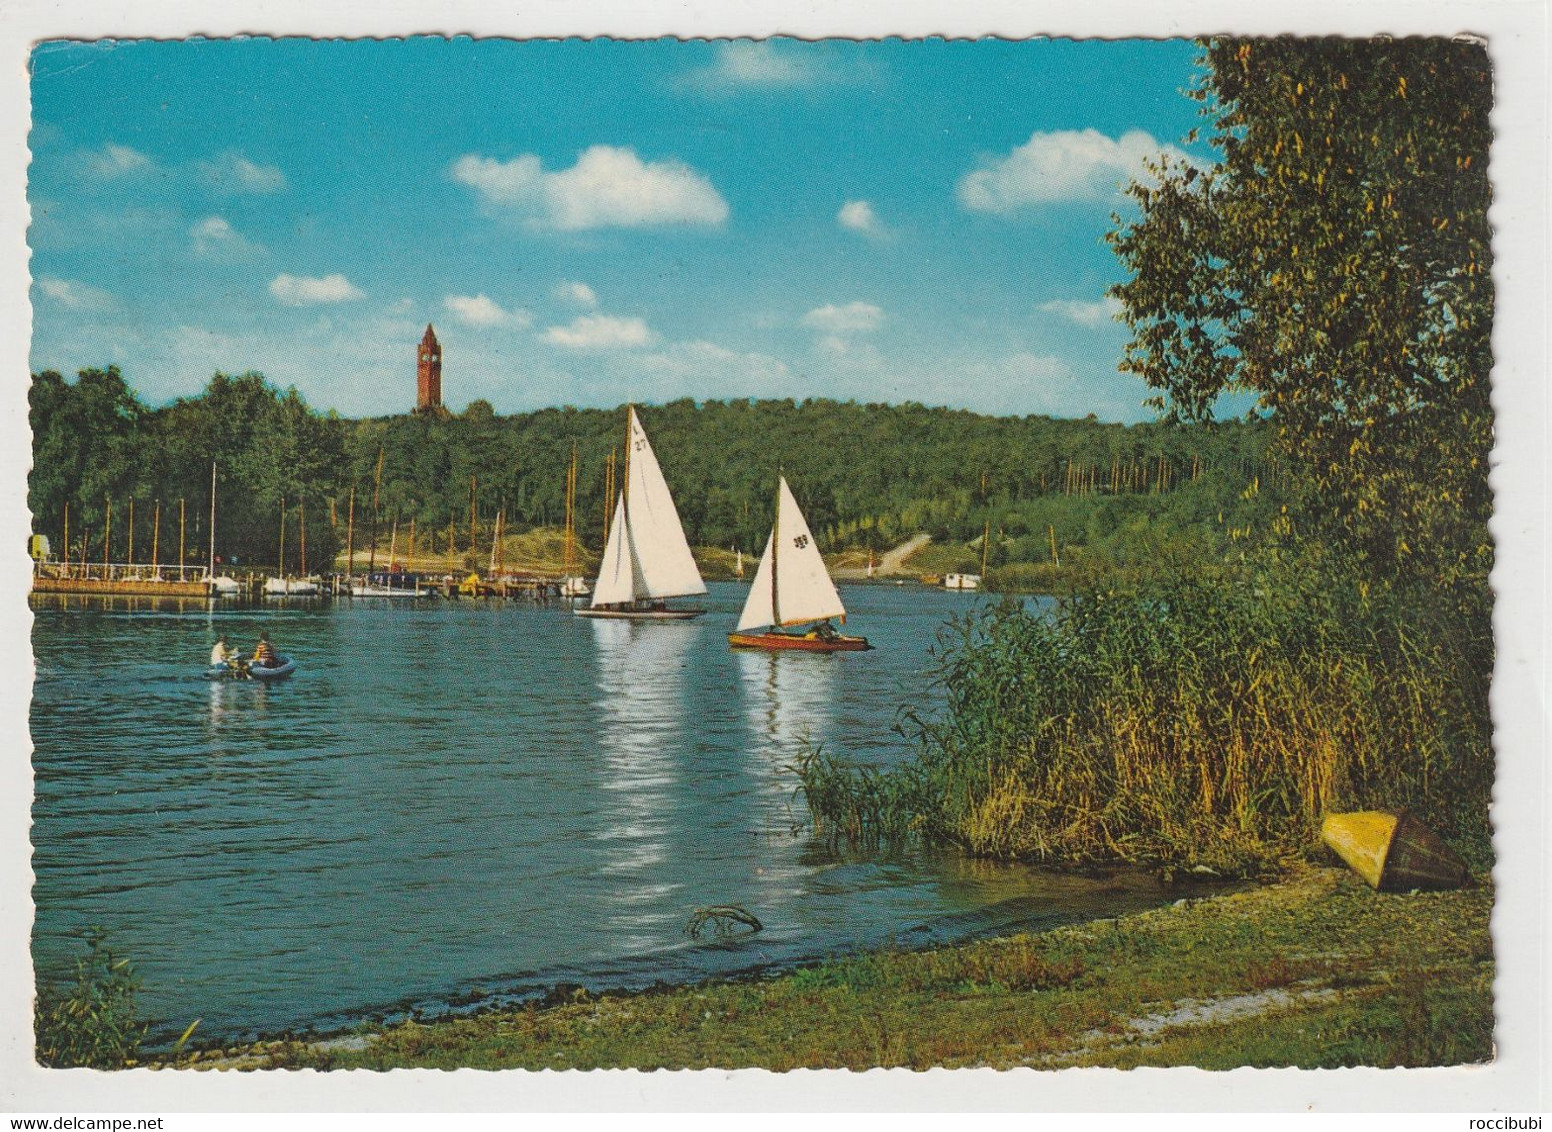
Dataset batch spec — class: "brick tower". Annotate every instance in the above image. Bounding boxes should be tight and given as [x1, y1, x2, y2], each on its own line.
[415, 324, 442, 414]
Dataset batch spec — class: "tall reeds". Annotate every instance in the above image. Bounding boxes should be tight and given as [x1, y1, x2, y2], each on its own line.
[799, 563, 1493, 875]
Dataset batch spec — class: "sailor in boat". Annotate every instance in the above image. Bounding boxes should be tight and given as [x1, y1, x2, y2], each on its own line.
[252, 631, 277, 668]
[210, 634, 236, 668]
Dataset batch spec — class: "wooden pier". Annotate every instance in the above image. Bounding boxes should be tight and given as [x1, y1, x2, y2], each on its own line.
[31, 565, 214, 599]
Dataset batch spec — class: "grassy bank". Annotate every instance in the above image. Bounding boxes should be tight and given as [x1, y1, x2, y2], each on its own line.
[160, 865, 1491, 1071]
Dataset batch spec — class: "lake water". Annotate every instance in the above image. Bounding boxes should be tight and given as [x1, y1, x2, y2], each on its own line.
[30, 582, 1184, 1044]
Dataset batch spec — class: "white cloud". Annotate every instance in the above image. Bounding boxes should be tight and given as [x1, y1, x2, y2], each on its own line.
[451, 145, 729, 231]
[542, 313, 655, 350]
[801, 301, 884, 334]
[1038, 296, 1124, 327]
[958, 129, 1196, 211]
[85, 143, 152, 179]
[269, 273, 364, 306]
[555, 281, 598, 307]
[837, 200, 886, 238]
[444, 293, 532, 329]
[683, 42, 822, 89]
[638, 339, 792, 392]
[201, 152, 287, 194]
[36, 276, 115, 311]
[190, 215, 263, 261]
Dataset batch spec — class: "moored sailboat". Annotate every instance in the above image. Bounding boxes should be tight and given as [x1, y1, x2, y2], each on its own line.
[728, 477, 871, 652]
[264, 495, 320, 595]
[576, 407, 706, 620]
[560, 442, 591, 599]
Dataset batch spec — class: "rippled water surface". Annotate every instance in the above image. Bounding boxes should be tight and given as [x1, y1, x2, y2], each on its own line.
[32, 583, 1176, 1042]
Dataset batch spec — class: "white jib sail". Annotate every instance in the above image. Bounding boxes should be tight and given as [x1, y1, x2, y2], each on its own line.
[590, 494, 637, 606]
[736, 477, 846, 630]
[736, 532, 777, 630]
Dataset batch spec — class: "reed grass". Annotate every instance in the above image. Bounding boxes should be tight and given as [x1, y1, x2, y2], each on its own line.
[799, 560, 1493, 874]
[34, 928, 149, 1068]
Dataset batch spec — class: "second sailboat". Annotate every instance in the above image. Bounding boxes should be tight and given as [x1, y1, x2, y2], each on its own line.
[728, 476, 871, 651]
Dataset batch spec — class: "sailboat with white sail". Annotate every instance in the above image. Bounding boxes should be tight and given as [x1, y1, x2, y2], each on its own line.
[575, 406, 707, 620]
[728, 476, 871, 652]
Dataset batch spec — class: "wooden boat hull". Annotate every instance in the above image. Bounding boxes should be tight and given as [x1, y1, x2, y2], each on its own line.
[574, 605, 704, 620]
[1320, 810, 1468, 892]
[728, 630, 872, 652]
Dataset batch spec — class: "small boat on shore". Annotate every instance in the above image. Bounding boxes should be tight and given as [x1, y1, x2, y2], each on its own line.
[576, 406, 706, 621]
[1320, 810, 1469, 892]
[728, 476, 871, 652]
[264, 576, 320, 597]
[351, 570, 428, 598]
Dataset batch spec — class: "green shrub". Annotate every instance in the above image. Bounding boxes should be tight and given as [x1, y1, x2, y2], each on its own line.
[35, 928, 148, 1068]
[799, 558, 1493, 875]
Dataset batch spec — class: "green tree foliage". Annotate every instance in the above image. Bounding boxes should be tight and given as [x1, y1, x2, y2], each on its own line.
[1108, 37, 1493, 591]
[31, 371, 1284, 576]
[30, 369, 347, 570]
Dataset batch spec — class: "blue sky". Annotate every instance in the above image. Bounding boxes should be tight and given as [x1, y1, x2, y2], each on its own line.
[27, 37, 1209, 421]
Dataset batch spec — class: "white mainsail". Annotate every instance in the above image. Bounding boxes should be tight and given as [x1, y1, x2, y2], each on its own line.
[736, 477, 846, 631]
[589, 408, 706, 607]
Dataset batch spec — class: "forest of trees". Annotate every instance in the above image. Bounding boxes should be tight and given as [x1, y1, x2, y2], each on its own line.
[28, 369, 1283, 580]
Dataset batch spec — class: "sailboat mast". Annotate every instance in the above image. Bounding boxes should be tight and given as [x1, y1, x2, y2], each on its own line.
[152, 500, 160, 572]
[468, 475, 477, 557]
[564, 442, 577, 577]
[300, 496, 308, 577]
[602, 447, 616, 544]
[369, 446, 383, 572]
[981, 519, 990, 579]
[208, 461, 217, 576]
[621, 406, 633, 520]
[278, 495, 286, 575]
[771, 480, 781, 627]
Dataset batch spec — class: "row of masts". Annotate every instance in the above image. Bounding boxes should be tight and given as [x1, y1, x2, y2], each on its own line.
[53, 462, 221, 578]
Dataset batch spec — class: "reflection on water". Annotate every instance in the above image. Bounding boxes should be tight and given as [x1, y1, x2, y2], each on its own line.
[31, 584, 1188, 1043]
[590, 619, 692, 952]
[736, 647, 838, 764]
[734, 649, 839, 909]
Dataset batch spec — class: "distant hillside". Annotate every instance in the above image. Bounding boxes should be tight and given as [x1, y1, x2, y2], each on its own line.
[30, 369, 1287, 579]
